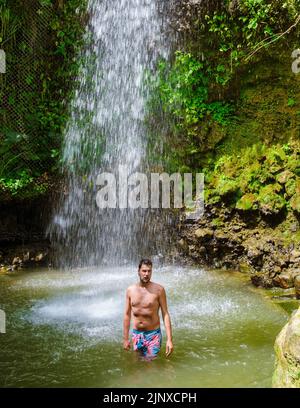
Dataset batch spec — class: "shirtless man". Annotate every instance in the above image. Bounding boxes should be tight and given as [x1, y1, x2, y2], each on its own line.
[123, 259, 173, 360]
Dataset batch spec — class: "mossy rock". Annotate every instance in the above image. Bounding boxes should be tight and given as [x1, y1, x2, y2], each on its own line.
[285, 178, 297, 198]
[204, 188, 221, 205]
[265, 148, 286, 174]
[287, 156, 300, 175]
[215, 177, 240, 198]
[290, 194, 300, 213]
[206, 194, 221, 205]
[276, 170, 295, 185]
[236, 193, 258, 211]
[257, 184, 286, 214]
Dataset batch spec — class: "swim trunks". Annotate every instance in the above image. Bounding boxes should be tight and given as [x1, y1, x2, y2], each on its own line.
[132, 327, 162, 359]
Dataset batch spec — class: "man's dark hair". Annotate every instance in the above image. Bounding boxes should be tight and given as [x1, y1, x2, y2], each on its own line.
[138, 258, 152, 269]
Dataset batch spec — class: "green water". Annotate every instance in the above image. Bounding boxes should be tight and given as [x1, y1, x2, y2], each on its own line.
[0, 264, 288, 387]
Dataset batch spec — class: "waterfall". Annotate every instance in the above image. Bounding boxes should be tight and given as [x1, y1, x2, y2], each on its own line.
[47, 0, 175, 268]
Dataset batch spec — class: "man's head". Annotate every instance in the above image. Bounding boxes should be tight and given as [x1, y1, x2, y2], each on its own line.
[138, 259, 152, 285]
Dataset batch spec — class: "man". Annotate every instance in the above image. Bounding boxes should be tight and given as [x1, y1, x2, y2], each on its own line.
[123, 259, 173, 360]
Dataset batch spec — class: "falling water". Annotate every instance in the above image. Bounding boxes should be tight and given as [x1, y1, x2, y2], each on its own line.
[48, 0, 176, 267]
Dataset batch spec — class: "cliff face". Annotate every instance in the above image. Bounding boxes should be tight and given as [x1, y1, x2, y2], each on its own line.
[175, 43, 300, 292]
[161, 1, 300, 292]
[273, 307, 300, 388]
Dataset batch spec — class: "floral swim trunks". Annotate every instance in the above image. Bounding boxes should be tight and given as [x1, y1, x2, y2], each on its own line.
[132, 327, 162, 360]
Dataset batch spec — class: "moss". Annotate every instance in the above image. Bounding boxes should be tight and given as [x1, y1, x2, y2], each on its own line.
[236, 193, 258, 211]
[285, 178, 298, 198]
[257, 183, 286, 214]
[202, 140, 300, 216]
[214, 176, 241, 198]
[290, 194, 300, 213]
[211, 217, 223, 227]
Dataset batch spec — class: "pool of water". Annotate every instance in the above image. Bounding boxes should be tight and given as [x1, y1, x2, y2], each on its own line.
[0, 264, 288, 387]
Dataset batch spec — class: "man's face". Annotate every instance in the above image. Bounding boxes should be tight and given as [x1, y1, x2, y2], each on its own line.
[138, 264, 152, 284]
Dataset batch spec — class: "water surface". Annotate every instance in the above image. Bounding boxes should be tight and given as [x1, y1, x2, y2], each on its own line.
[0, 265, 288, 387]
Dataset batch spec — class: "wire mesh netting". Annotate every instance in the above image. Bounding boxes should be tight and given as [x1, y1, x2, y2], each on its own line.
[0, 1, 60, 201]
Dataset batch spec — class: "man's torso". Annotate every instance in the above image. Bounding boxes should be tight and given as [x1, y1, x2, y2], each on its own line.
[129, 282, 162, 331]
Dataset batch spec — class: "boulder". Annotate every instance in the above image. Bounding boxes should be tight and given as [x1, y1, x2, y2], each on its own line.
[12, 257, 21, 265]
[294, 276, 300, 300]
[276, 170, 294, 185]
[290, 250, 300, 264]
[35, 253, 44, 262]
[273, 272, 294, 289]
[273, 307, 300, 388]
[194, 228, 214, 240]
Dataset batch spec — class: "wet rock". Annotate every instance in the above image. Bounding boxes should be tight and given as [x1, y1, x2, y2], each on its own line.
[289, 250, 300, 264]
[214, 231, 228, 241]
[247, 247, 263, 268]
[273, 307, 300, 387]
[23, 251, 30, 262]
[273, 272, 294, 289]
[194, 228, 214, 240]
[178, 203, 300, 289]
[178, 238, 186, 247]
[232, 224, 242, 232]
[294, 276, 300, 300]
[290, 268, 300, 279]
[198, 246, 207, 256]
[251, 273, 274, 288]
[35, 253, 44, 262]
[12, 257, 21, 265]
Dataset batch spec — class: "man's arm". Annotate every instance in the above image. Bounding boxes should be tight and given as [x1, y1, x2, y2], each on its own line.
[123, 288, 131, 350]
[159, 287, 174, 357]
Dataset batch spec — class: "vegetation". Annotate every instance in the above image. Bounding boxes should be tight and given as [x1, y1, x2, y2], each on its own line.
[149, 0, 300, 217]
[0, 0, 88, 200]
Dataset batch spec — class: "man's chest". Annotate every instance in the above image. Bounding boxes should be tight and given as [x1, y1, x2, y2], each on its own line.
[130, 291, 159, 309]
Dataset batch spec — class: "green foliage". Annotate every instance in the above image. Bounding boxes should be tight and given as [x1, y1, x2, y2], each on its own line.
[0, 0, 88, 199]
[148, 0, 300, 178]
[156, 51, 234, 138]
[204, 0, 300, 83]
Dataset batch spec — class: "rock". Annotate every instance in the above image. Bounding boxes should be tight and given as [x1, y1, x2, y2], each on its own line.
[273, 273, 294, 289]
[257, 184, 286, 215]
[251, 273, 273, 288]
[23, 251, 30, 262]
[276, 170, 294, 185]
[35, 253, 44, 262]
[214, 231, 228, 241]
[290, 223, 298, 232]
[290, 250, 300, 264]
[236, 193, 258, 211]
[194, 228, 214, 240]
[273, 307, 300, 388]
[294, 276, 300, 299]
[12, 257, 21, 265]
[247, 247, 263, 267]
[198, 246, 207, 255]
[178, 238, 185, 247]
[290, 194, 300, 213]
[290, 268, 300, 279]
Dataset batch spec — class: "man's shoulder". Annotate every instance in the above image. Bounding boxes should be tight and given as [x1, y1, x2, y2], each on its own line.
[151, 282, 165, 293]
[126, 284, 137, 293]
